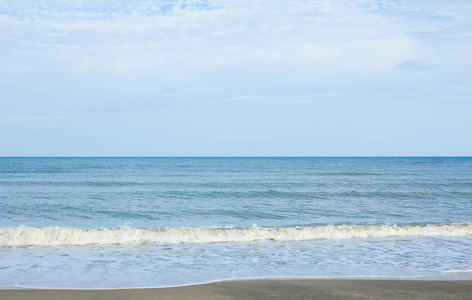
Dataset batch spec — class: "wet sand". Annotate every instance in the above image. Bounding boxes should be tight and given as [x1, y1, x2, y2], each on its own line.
[1, 279, 472, 299]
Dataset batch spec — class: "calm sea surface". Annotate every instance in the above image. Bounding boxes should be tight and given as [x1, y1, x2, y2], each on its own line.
[1, 157, 471, 288]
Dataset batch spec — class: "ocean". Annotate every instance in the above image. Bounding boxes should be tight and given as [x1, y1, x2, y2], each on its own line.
[1, 157, 471, 288]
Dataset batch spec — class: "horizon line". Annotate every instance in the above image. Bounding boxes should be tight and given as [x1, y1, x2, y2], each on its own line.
[1, 156, 471, 158]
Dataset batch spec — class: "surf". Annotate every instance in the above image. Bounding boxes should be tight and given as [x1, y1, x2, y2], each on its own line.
[1, 223, 471, 246]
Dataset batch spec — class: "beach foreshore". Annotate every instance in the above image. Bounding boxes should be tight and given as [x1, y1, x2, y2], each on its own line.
[1, 279, 472, 300]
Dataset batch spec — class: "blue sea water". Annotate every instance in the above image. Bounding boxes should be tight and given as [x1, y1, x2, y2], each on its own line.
[0, 157, 471, 288]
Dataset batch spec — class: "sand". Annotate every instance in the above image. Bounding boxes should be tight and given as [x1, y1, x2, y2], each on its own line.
[1, 279, 472, 299]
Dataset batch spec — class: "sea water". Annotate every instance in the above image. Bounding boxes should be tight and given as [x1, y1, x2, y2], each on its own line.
[0, 157, 471, 288]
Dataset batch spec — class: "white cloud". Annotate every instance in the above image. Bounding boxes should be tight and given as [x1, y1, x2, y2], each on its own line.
[1, 1, 471, 112]
[4, 0, 466, 75]
[1, 113, 73, 124]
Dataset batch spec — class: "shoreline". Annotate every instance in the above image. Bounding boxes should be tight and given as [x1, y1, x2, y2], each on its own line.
[1, 279, 472, 299]
[5, 273, 472, 290]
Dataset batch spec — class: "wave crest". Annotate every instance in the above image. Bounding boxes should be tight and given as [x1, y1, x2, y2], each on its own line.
[1, 223, 471, 246]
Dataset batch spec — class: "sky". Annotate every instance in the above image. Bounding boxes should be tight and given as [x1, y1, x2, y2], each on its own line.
[1, 0, 471, 156]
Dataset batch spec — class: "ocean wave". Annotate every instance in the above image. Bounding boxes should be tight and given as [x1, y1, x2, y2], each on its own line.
[1, 223, 471, 246]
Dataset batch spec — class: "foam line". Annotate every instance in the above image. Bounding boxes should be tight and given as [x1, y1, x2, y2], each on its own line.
[1, 223, 471, 246]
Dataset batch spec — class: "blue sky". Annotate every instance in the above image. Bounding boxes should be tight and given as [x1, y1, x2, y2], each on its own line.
[1, 0, 471, 156]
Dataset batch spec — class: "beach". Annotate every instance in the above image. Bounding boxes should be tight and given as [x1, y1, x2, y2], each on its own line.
[1, 158, 471, 289]
[2, 279, 472, 299]
[2, 0, 472, 296]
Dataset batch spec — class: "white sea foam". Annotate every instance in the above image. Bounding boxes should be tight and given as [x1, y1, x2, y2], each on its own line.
[1, 223, 471, 246]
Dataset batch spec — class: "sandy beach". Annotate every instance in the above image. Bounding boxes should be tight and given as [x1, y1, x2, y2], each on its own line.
[1, 279, 472, 300]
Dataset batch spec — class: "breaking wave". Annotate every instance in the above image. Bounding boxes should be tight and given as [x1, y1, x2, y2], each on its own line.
[1, 223, 471, 246]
